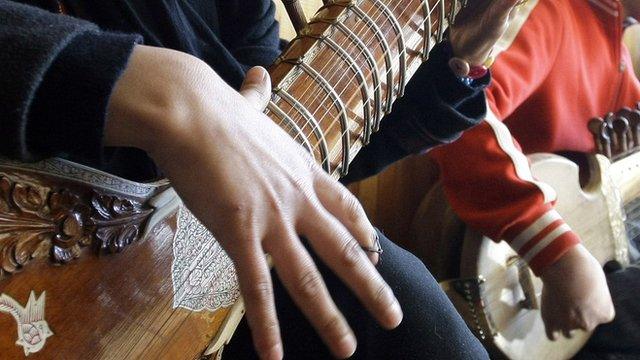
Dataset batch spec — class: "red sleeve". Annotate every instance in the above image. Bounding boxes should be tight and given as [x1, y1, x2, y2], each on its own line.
[429, 0, 579, 275]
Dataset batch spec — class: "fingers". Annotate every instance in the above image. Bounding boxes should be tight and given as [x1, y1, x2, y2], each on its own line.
[312, 172, 379, 264]
[543, 310, 585, 341]
[545, 325, 555, 341]
[299, 204, 403, 331]
[267, 228, 357, 359]
[544, 321, 575, 341]
[543, 308, 611, 341]
[234, 244, 283, 360]
[501, 0, 523, 22]
[482, 0, 521, 29]
[240, 66, 271, 111]
[499, 0, 522, 11]
[604, 303, 616, 323]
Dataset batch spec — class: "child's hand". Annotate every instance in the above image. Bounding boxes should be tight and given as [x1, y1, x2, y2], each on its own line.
[539, 244, 615, 340]
[449, 0, 522, 66]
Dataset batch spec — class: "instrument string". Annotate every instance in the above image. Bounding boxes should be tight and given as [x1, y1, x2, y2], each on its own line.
[471, 258, 621, 339]
[134, 1, 449, 355]
[476, 190, 640, 339]
[623, 198, 640, 240]
[272, 1, 446, 171]
[272, 3, 411, 148]
[286, 2, 444, 156]
[277, 0, 442, 139]
[271, 28, 395, 166]
[283, 0, 427, 111]
[312, 3, 444, 171]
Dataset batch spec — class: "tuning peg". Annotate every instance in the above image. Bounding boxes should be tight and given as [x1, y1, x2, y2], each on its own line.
[612, 116, 631, 156]
[281, 0, 308, 35]
[588, 118, 612, 158]
[617, 107, 640, 149]
[603, 113, 616, 151]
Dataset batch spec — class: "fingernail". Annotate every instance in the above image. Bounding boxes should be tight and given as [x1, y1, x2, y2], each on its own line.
[334, 334, 357, 359]
[246, 67, 262, 83]
[388, 298, 403, 328]
[263, 343, 283, 360]
[251, 66, 267, 83]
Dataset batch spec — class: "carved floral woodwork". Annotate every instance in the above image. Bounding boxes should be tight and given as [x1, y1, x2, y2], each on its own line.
[0, 174, 153, 277]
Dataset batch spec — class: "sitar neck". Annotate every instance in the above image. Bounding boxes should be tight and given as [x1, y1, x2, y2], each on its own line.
[267, 0, 457, 178]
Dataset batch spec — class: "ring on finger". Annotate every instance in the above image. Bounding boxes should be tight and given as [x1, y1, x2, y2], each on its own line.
[361, 232, 383, 255]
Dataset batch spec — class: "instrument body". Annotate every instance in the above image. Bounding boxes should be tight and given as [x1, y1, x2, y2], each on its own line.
[431, 152, 635, 360]
[0, 1, 458, 358]
[0, 160, 237, 359]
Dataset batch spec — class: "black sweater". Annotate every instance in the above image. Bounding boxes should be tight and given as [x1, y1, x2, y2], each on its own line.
[0, 0, 486, 182]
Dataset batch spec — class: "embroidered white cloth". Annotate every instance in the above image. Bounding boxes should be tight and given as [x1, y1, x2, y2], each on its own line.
[171, 207, 239, 312]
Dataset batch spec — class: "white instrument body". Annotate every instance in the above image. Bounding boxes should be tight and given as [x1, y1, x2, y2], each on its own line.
[441, 153, 632, 360]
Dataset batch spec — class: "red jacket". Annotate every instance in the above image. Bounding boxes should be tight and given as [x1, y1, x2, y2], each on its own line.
[430, 0, 640, 275]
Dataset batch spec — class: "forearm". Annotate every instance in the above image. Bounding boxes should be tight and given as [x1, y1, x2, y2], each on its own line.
[0, 0, 139, 165]
[105, 45, 222, 156]
[431, 120, 580, 275]
[377, 41, 488, 154]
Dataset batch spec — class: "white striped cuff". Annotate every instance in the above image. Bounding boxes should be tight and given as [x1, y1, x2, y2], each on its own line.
[510, 209, 571, 261]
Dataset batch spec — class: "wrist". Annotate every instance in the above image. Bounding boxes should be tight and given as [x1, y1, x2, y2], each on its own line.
[105, 45, 218, 155]
[539, 243, 588, 282]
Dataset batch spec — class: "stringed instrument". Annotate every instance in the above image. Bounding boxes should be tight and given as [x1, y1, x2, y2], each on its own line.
[0, 0, 459, 358]
[415, 108, 640, 360]
[277, 0, 324, 40]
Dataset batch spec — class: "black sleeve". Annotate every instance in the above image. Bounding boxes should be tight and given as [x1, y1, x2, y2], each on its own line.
[340, 41, 489, 185]
[217, 0, 281, 69]
[0, 0, 140, 166]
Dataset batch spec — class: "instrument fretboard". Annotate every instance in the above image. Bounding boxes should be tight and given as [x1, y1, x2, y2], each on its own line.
[267, 0, 457, 178]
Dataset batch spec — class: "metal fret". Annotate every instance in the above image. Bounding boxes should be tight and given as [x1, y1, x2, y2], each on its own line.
[267, 101, 314, 155]
[421, 0, 432, 61]
[449, 0, 458, 26]
[318, 35, 374, 142]
[296, 61, 351, 175]
[369, 0, 407, 98]
[438, 0, 446, 42]
[350, 4, 395, 121]
[311, 17, 383, 135]
[274, 88, 332, 172]
[334, 22, 383, 128]
[323, 0, 396, 123]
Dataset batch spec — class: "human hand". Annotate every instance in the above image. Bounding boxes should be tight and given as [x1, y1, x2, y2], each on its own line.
[105, 45, 402, 359]
[449, 0, 523, 65]
[539, 244, 615, 340]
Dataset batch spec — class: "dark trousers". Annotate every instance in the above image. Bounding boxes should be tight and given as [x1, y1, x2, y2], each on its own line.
[576, 265, 640, 360]
[224, 231, 489, 359]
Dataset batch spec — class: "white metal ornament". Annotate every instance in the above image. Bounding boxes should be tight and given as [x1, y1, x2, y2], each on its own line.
[0, 291, 53, 356]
